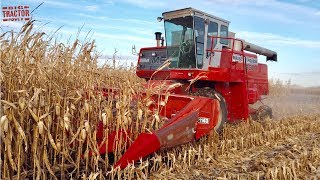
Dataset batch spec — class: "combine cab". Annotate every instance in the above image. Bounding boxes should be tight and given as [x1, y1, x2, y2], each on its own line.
[98, 7, 277, 169]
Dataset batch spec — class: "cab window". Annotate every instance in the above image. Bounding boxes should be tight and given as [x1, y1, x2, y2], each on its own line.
[207, 21, 218, 50]
[194, 16, 205, 68]
[220, 25, 228, 45]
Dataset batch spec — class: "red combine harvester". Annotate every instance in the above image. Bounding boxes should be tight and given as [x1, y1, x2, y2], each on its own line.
[98, 8, 277, 169]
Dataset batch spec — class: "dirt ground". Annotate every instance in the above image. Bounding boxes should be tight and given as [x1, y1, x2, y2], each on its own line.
[171, 117, 320, 179]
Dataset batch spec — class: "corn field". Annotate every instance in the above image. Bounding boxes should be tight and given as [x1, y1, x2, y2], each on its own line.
[1, 23, 320, 179]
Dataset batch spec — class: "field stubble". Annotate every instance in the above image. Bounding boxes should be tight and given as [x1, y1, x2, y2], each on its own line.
[1, 23, 320, 179]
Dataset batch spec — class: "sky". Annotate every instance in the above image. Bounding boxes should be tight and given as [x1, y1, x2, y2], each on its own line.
[1, 0, 320, 87]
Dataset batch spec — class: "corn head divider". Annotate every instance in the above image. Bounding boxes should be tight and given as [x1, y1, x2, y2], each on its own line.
[93, 86, 221, 169]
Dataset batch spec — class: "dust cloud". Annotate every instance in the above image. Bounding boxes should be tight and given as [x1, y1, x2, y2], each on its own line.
[253, 93, 320, 119]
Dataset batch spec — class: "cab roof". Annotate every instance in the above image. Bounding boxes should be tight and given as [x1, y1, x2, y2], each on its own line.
[162, 7, 230, 25]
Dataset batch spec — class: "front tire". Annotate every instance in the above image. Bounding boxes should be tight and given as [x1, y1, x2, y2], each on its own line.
[213, 92, 227, 133]
[192, 87, 227, 133]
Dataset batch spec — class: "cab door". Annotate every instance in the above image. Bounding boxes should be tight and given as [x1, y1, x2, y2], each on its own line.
[202, 20, 229, 70]
[203, 20, 219, 69]
[193, 16, 205, 69]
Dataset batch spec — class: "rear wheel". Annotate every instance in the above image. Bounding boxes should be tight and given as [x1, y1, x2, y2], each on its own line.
[256, 105, 273, 120]
[192, 87, 227, 133]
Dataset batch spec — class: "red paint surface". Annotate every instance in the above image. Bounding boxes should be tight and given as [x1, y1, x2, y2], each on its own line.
[136, 36, 269, 121]
[114, 133, 160, 169]
[92, 36, 272, 169]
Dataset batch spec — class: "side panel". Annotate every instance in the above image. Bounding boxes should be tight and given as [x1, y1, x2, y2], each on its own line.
[137, 47, 167, 70]
[136, 47, 168, 79]
[247, 64, 269, 104]
[219, 49, 269, 104]
[215, 82, 249, 122]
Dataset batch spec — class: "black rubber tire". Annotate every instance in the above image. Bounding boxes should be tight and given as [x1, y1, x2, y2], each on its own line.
[192, 87, 227, 133]
[213, 92, 227, 133]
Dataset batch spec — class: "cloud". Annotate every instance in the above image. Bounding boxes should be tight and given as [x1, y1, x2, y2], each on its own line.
[74, 13, 158, 29]
[25, 0, 74, 8]
[118, 0, 319, 27]
[203, 0, 320, 27]
[316, 11, 320, 15]
[85, 5, 99, 11]
[74, 13, 156, 25]
[120, 0, 166, 8]
[280, 71, 320, 76]
[0, 21, 25, 30]
[297, 0, 312, 2]
[94, 32, 154, 44]
[236, 31, 320, 49]
[270, 71, 320, 87]
[24, 0, 101, 12]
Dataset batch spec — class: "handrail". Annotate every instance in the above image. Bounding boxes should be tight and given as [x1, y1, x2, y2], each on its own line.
[206, 36, 248, 82]
[206, 36, 246, 65]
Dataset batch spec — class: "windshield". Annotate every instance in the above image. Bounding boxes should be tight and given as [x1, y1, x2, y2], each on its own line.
[164, 16, 196, 68]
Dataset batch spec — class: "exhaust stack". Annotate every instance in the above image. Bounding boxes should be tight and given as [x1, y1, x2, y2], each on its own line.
[155, 32, 162, 47]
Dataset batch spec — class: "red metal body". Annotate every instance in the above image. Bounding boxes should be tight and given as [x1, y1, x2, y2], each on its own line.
[137, 37, 269, 122]
[91, 91, 221, 169]
[114, 94, 221, 168]
[93, 36, 271, 169]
